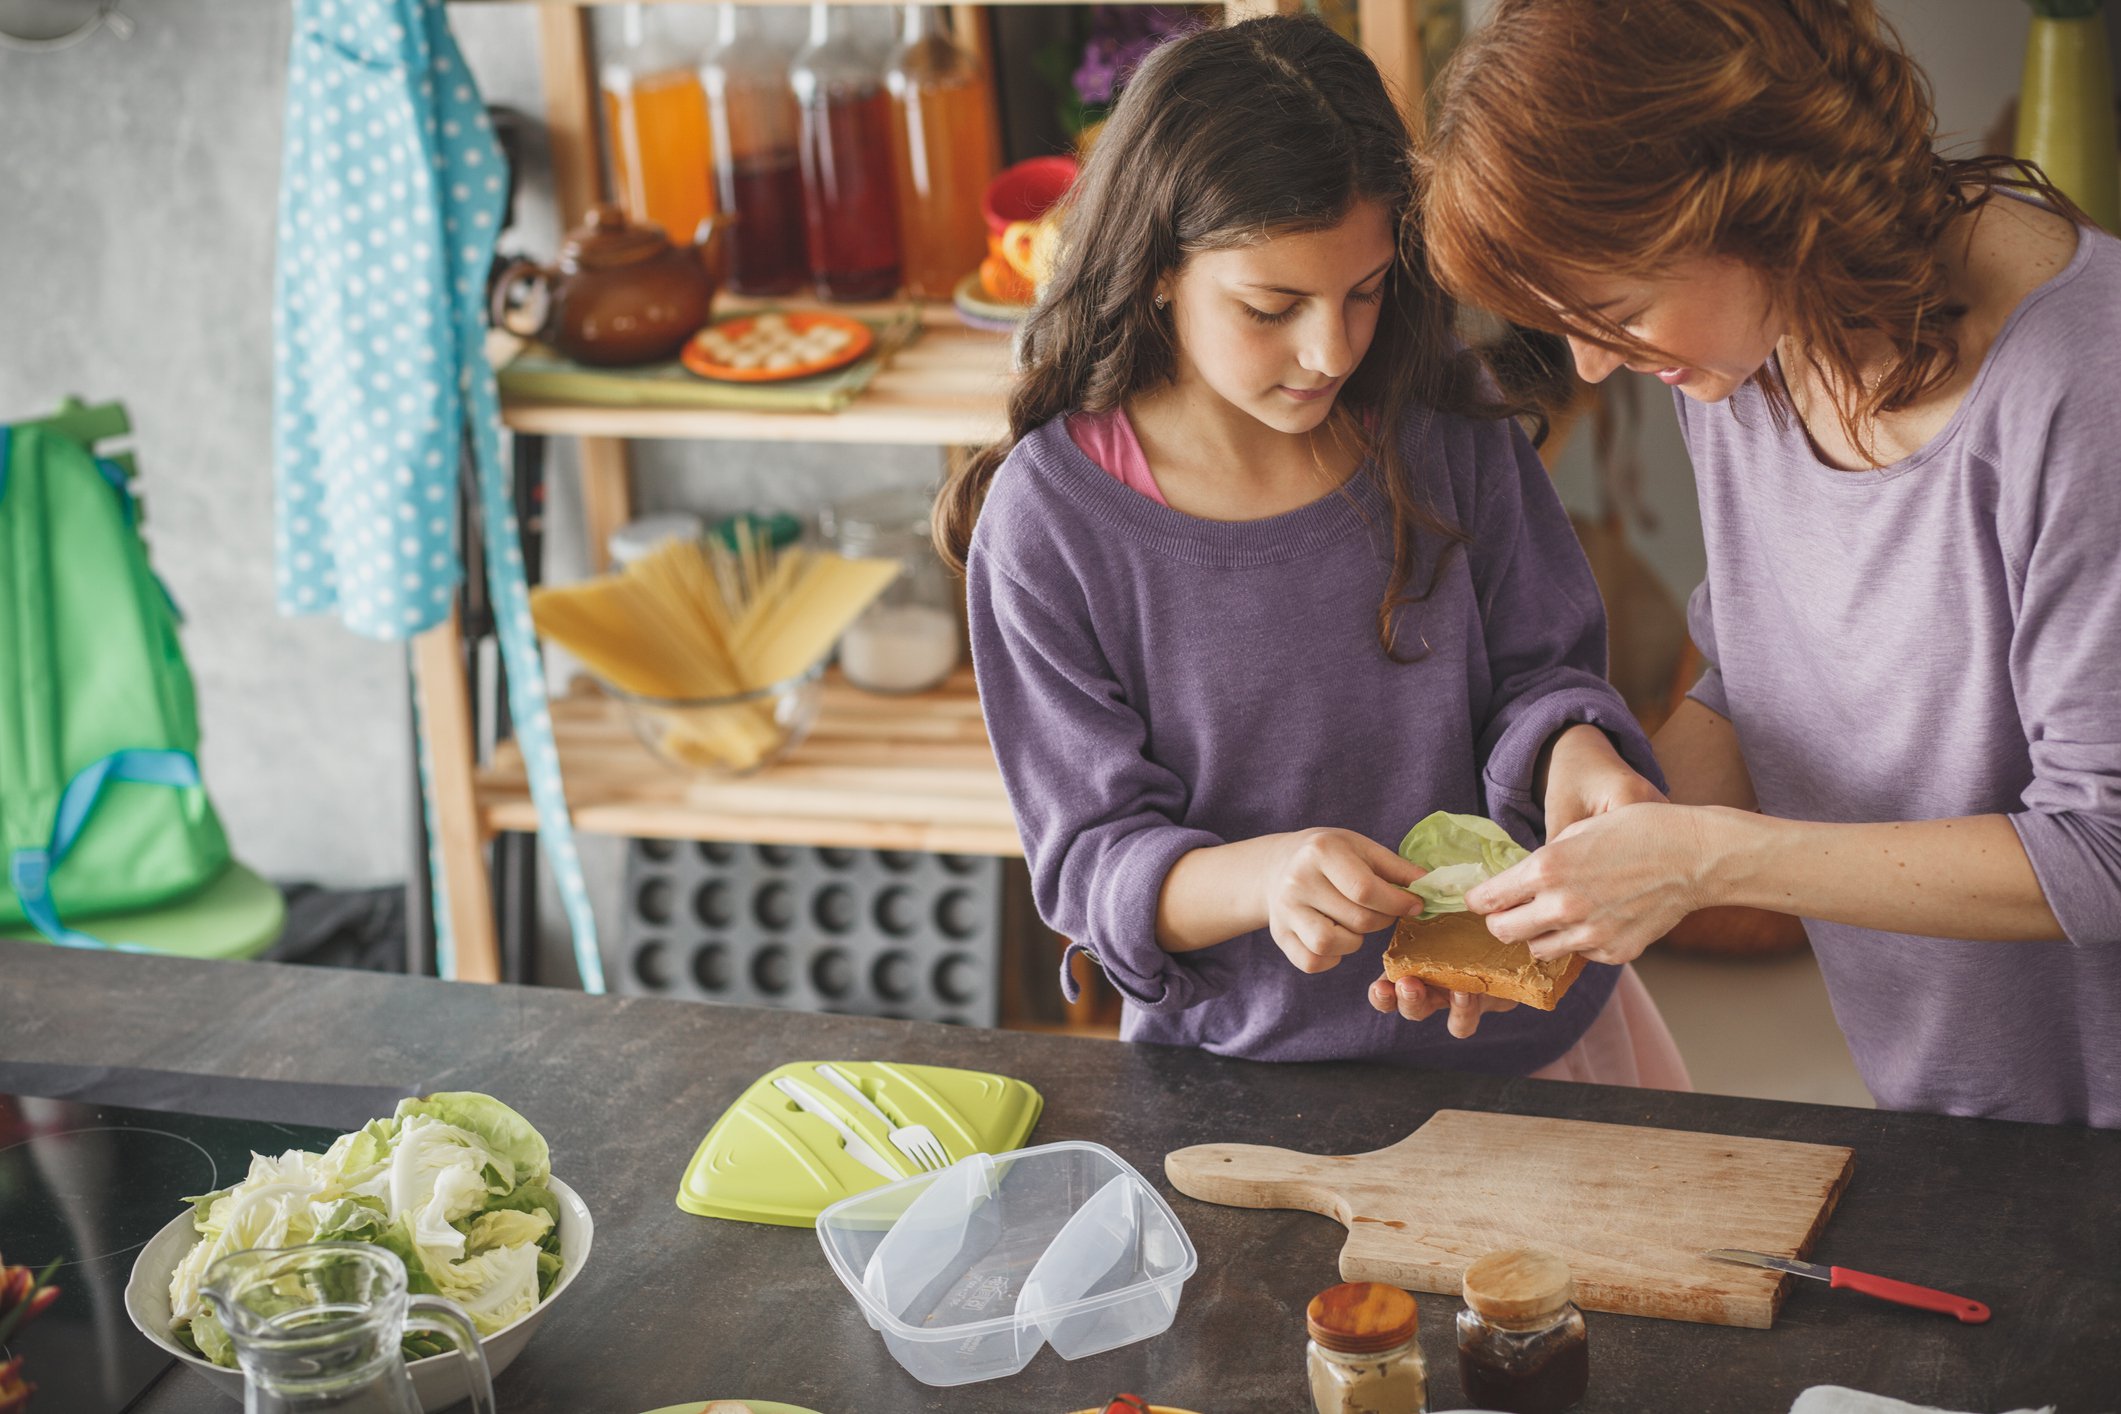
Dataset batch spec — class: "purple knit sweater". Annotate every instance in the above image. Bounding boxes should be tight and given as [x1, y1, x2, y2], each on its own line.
[1680, 218, 2121, 1126]
[966, 410, 1659, 1073]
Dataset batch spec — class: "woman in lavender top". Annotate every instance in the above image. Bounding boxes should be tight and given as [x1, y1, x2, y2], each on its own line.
[934, 16, 1691, 1085]
[1420, 0, 2121, 1125]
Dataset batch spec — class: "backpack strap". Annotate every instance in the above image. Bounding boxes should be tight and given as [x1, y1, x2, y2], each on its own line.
[8, 748, 203, 952]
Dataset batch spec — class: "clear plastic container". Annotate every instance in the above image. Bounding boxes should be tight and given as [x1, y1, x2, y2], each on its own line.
[813, 1140, 1198, 1387]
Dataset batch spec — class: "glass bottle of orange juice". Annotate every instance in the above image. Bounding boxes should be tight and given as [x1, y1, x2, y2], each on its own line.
[884, 5, 1001, 301]
[601, 5, 718, 261]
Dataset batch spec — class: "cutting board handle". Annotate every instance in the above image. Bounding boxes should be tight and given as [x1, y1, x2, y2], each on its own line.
[1165, 1142, 1356, 1221]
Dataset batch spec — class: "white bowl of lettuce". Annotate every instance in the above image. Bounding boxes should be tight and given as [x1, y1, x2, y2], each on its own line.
[122, 1092, 592, 1409]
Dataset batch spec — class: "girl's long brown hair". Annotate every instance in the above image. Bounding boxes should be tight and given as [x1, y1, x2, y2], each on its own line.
[1418, 0, 2092, 466]
[934, 13, 1503, 659]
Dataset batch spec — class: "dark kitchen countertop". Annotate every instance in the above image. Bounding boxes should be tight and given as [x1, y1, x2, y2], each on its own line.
[3, 940, 2115, 1413]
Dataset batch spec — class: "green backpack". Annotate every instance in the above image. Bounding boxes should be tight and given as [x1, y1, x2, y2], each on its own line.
[1, 420, 231, 948]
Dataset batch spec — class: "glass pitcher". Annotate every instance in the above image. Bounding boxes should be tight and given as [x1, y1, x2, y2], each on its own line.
[202, 1242, 497, 1414]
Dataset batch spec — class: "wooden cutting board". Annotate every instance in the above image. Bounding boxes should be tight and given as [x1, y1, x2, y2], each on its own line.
[1166, 1109, 1854, 1328]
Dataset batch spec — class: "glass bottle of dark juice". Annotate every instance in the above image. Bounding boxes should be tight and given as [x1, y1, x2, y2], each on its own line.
[702, 5, 807, 296]
[790, 2, 902, 301]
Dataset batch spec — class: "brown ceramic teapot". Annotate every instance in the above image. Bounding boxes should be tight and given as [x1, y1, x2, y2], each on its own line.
[491, 203, 726, 366]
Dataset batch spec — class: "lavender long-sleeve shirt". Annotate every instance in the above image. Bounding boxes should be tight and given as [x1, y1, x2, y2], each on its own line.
[967, 412, 1659, 1073]
[1680, 219, 2121, 1126]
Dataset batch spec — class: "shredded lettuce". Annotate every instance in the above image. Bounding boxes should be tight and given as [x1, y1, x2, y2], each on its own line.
[166, 1092, 561, 1367]
[1396, 810, 1530, 920]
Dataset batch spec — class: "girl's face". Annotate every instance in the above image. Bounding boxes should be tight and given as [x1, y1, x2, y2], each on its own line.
[1556, 257, 1783, 403]
[1160, 200, 1397, 436]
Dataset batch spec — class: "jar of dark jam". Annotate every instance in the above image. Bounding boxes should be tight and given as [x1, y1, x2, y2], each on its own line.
[1455, 1248, 1589, 1413]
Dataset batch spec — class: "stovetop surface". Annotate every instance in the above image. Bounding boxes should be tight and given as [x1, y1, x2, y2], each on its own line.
[0, 1093, 340, 1414]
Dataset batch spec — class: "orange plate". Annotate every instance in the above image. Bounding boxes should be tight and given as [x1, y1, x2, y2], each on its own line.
[682, 312, 875, 384]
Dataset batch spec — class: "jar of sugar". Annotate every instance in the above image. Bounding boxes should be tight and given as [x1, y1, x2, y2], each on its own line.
[820, 485, 961, 694]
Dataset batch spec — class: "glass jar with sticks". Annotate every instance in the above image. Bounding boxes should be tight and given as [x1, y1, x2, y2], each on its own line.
[529, 521, 900, 775]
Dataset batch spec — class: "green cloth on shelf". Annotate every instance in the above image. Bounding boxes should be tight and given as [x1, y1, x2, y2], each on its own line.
[497, 309, 923, 414]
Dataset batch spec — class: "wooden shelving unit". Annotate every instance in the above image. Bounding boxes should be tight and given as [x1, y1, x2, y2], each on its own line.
[499, 299, 1013, 446]
[476, 669, 1021, 854]
[419, 0, 1435, 992]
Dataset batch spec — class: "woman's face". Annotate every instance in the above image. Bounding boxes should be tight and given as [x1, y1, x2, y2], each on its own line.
[1161, 200, 1397, 435]
[1557, 257, 1784, 403]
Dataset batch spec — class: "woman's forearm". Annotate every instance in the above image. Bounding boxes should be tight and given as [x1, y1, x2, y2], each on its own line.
[1698, 807, 2065, 942]
[1651, 697, 1757, 810]
[1155, 834, 1287, 953]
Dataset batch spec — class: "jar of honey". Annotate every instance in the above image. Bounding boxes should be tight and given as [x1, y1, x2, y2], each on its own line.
[1455, 1248, 1589, 1413]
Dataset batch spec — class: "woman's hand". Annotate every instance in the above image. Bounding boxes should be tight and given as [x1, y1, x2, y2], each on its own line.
[1469, 801, 1712, 965]
[1262, 828, 1427, 975]
[1541, 723, 1667, 837]
[1366, 972, 1519, 1037]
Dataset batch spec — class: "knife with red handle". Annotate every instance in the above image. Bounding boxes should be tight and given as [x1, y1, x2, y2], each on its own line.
[1704, 1249, 1991, 1323]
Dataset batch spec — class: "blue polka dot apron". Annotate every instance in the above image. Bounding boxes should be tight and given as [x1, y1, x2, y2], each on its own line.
[274, 0, 604, 991]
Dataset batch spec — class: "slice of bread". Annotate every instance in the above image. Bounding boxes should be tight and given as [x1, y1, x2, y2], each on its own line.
[1383, 911, 1585, 1011]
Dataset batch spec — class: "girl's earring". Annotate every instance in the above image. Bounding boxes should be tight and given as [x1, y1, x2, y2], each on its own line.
[1154, 293, 1169, 309]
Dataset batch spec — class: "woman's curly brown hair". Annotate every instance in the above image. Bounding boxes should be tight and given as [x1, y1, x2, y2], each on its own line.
[1418, 0, 2091, 466]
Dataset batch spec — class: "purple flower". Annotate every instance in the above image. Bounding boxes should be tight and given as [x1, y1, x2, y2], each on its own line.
[1073, 6, 1198, 107]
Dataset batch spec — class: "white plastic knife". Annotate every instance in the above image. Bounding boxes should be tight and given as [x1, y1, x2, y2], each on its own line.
[773, 1075, 905, 1180]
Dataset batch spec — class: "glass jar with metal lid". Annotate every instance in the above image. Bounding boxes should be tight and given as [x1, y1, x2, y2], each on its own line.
[819, 485, 960, 694]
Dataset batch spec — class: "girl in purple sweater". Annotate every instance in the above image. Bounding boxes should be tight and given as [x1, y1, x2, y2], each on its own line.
[935, 15, 1689, 1085]
[1419, 0, 2121, 1125]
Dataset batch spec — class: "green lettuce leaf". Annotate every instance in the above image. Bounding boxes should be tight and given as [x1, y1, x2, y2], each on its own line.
[535, 1249, 563, 1299]
[323, 1117, 400, 1188]
[1396, 810, 1529, 920]
[311, 1196, 389, 1243]
[189, 1308, 234, 1368]
[182, 1184, 232, 1229]
[375, 1215, 444, 1296]
[431, 1244, 543, 1334]
[394, 1093, 550, 1192]
[461, 1208, 553, 1255]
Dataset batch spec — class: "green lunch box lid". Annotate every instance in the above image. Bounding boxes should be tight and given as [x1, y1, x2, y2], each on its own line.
[677, 1060, 1043, 1228]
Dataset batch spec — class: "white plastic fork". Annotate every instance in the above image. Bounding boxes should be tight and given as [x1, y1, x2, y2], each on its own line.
[814, 1063, 951, 1172]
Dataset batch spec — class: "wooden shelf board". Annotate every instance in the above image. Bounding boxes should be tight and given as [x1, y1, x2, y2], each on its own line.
[499, 297, 1016, 446]
[476, 668, 1025, 856]
[463, 0, 1182, 8]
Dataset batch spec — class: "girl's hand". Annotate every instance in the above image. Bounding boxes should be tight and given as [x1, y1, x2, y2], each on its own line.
[1263, 828, 1427, 975]
[1366, 973, 1519, 1037]
[1541, 723, 1667, 838]
[1469, 801, 1711, 965]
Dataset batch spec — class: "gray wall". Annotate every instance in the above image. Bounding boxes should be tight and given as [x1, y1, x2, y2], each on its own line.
[0, 0, 2054, 980]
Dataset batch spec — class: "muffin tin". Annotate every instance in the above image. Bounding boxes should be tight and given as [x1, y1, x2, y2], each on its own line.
[617, 838, 1003, 1026]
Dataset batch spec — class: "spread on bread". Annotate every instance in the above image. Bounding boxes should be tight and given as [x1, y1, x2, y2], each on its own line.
[1383, 913, 1584, 1010]
[1387, 811, 1583, 1010]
